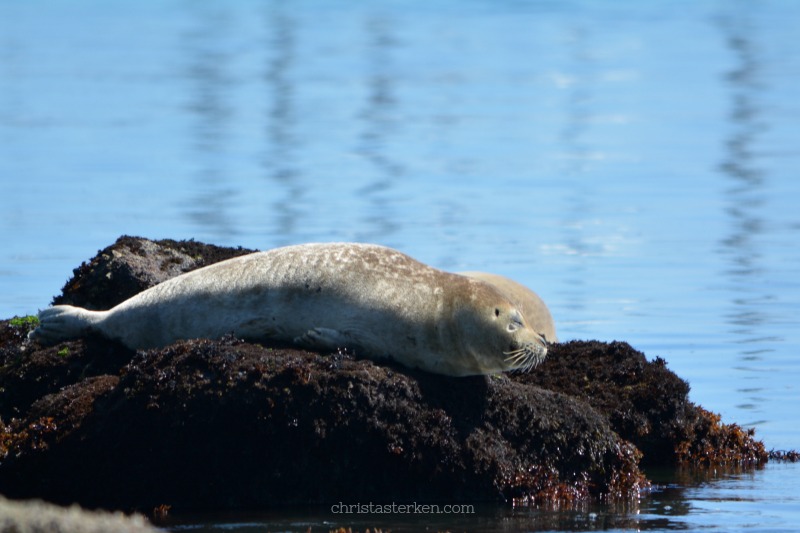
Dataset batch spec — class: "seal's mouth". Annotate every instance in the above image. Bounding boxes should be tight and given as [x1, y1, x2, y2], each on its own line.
[503, 336, 548, 373]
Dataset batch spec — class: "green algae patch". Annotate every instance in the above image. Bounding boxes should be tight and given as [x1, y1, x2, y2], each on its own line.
[9, 315, 39, 329]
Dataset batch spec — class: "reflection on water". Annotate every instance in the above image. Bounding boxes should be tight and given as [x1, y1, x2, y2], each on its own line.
[183, 4, 238, 239]
[264, 3, 303, 245]
[557, 24, 594, 326]
[354, 12, 403, 243]
[159, 464, 800, 532]
[716, 5, 774, 429]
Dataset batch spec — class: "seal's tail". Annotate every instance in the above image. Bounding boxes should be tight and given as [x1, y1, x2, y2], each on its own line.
[28, 305, 104, 345]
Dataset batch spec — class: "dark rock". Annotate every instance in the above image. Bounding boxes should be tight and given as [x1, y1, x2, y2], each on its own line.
[0, 333, 131, 420]
[516, 340, 767, 467]
[52, 235, 255, 310]
[0, 338, 645, 510]
[0, 237, 766, 512]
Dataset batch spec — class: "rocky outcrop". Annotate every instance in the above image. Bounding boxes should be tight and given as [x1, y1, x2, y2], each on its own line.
[0, 237, 766, 512]
[51, 236, 255, 311]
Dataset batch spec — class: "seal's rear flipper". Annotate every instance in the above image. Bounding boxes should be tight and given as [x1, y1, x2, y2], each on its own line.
[28, 305, 103, 345]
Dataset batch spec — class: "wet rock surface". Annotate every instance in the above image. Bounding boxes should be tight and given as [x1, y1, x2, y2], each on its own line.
[0, 237, 767, 512]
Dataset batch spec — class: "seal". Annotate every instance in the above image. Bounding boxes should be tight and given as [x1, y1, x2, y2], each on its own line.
[459, 272, 557, 344]
[29, 243, 547, 376]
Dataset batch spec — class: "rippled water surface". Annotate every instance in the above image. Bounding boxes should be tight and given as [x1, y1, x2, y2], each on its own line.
[1, 1, 799, 531]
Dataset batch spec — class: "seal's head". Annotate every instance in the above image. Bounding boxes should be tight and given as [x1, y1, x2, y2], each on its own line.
[447, 280, 548, 376]
[458, 271, 557, 343]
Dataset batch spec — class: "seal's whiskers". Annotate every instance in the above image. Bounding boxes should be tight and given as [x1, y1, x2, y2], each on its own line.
[503, 345, 544, 373]
[503, 348, 528, 364]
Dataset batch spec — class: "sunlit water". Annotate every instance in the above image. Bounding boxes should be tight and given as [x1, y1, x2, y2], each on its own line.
[1, 1, 799, 531]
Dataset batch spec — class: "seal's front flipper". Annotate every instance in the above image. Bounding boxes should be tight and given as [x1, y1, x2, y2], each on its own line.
[294, 327, 356, 351]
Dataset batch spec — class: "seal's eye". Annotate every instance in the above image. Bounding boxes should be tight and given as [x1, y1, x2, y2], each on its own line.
[508, 313, 524, 331]
[506, 312, 524, 332]
[494, 308, 500, 317]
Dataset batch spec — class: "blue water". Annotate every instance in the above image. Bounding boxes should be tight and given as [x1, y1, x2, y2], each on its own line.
[1, 1, 799, 530]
